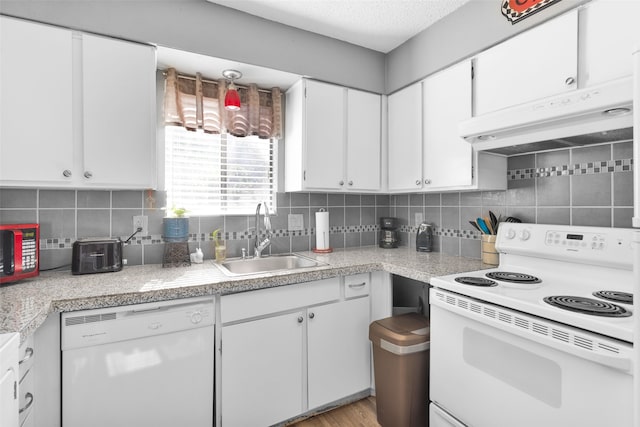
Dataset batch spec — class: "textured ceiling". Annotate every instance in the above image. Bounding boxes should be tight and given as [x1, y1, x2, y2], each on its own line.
[206, 0, 474, 53]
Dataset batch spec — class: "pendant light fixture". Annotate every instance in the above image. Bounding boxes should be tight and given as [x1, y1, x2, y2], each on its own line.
[222, 69, 242, 111]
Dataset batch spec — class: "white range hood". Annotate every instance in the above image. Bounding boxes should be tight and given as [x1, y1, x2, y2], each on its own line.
[459, 76, 633, 156]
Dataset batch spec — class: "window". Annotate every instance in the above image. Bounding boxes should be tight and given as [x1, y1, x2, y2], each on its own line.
[164, 125, 276, 216]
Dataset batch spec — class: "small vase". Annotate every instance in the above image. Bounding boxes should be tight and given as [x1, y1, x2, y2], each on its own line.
[163, 217, 189, 242]
[214, 243, 227, 263]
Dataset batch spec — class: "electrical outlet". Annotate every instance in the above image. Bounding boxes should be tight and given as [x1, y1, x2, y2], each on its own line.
[133, 215, 148, 236]
[288, 214, 304, 231]
[415, 212, 424, 227]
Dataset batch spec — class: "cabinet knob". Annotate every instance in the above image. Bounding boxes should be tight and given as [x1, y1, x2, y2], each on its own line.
[297, 316, 304, 323]
[62, 169, 72, 178]
[84, 171, 93, 179]
[424, 179, 432, 185]
[415, 180, 421, 186]
[565, 76, 576, 86]
[348, 181, 353, 186]
[309, 312, 315, 319]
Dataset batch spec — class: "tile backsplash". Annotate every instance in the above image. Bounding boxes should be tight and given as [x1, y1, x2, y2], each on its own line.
[0, 141, 633, 269]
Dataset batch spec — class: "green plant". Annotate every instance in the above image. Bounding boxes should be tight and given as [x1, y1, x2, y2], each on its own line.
[168, 206, 188, 218]
[211, 229, 223, 247]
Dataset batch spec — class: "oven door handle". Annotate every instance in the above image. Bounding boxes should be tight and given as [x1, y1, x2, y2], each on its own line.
[431, 290, 634, 374]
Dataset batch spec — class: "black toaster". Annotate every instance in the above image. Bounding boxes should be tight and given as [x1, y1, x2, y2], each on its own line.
[72, 238, 123, 275]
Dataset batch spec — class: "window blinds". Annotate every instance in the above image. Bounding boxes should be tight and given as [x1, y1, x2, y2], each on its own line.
[165, 126, 275, 216]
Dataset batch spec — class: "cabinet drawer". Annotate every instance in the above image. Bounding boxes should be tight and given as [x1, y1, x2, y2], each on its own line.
[344, 273, 370, 299]
[221, 277, 341, 324]
[18, 336, 34, 381]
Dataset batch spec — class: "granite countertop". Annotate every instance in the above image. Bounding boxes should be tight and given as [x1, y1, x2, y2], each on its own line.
[0, 246, 488, 342]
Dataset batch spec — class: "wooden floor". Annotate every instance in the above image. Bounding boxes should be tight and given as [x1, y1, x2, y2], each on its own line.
[289, 397, 380, 427]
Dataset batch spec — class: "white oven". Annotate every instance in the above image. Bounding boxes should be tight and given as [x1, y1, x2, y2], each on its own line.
[429, 223, 635, 427]
[430, 289, 633, 427]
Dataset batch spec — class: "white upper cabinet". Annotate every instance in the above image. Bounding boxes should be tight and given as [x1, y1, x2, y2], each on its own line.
[0, 17, 156, 189]
[474, 10, 578, 116]
[81, 34, 156, 188]
[285, 79, 381, 192]
[422, 60, 472, 189]
[387, 66, 506, 194]
[0, 17, 74, 185]
[301, 79, 345, 190]
[387, 82, 423, 192]
[579, 0, 640, 87]
[346, 89, 381, 191]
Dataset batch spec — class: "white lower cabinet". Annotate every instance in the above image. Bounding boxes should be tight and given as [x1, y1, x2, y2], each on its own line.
[0, 334, 19, 427]
[307, 297, 370, 410]
[221, 311, 304, 427]
[220, 276, 371, 426]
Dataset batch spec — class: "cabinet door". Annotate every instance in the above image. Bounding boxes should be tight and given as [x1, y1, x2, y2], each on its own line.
[0, 367, 18, 427]
[346, 89, 381, 191]
[304, 80, 345, 190]
[474, 10, 578, 115]
[221, 312, 304, 426]
[580, 0, 640, 87]
[0, 17, 74, 185]
[307, 297, 371, 410]
[423, 60, 472, 189]
[82, 34, 156, 188]
[387, 83, 423, 192]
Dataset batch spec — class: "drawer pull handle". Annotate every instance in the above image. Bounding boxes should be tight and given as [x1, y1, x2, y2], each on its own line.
[19, 347, 33, 365]
[19, 392, 33, 414]
[348, 282, 367, 289]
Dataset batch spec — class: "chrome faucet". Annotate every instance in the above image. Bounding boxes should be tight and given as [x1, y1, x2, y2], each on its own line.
[254, 201, 272, 258]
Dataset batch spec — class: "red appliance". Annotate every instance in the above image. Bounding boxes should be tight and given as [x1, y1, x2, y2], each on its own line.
[0, 224, 39, 284]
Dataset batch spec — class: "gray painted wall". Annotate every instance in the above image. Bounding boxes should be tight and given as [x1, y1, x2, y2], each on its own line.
[1, 0, 590, 94]
[385, 0, 589, 93]
[0, 0, 386, 93]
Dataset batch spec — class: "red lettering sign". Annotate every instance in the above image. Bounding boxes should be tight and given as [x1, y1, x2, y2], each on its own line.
[502, 0, 562, 24]
[510, 0, 545, 13]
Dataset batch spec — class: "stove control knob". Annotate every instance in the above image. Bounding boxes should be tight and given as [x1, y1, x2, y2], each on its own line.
[519, 230, 531, 241]
[505, 229, 516, 240]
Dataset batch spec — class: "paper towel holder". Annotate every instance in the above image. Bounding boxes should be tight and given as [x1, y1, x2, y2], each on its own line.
[313, 208, 333, 254]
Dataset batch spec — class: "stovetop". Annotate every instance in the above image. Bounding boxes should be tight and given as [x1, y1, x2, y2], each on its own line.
[430, 224, 636, 343]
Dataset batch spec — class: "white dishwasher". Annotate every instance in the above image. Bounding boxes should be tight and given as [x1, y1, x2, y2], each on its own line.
[62, 296, 215, 427]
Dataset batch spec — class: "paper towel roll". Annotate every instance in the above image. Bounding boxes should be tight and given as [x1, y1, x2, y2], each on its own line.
[315, 210, 330, 250]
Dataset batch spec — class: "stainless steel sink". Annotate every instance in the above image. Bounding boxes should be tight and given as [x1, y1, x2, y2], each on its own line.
[214, 254, 326, 276]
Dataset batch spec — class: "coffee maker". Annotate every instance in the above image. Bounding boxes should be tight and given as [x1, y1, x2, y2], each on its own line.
[379, 217, 399, 249]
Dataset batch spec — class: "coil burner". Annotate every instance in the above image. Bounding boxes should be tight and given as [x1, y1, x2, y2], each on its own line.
[454, 277, 497, 287]
[592, 290, 633, 305]
[544, 295, 631, 317]
[485, 272, 541, 284]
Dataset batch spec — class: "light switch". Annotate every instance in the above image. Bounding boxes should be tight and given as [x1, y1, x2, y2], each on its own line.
[288, 214, 304, 231]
